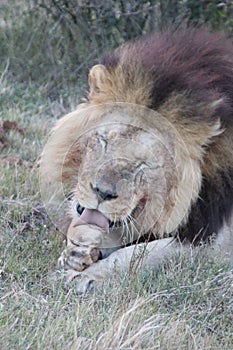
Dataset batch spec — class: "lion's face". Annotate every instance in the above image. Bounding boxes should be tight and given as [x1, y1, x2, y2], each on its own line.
[65, 105, 198, 243]
[41, 103, 212, 245]
[74, 124, 174, 234]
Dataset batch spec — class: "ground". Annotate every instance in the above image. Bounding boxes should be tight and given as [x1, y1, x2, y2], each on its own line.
[0, 75, 232, 349]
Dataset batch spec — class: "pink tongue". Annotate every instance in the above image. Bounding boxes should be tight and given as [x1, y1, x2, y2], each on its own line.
[74, 208, 109, 232]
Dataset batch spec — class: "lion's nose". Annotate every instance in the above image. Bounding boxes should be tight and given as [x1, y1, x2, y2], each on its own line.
[91, 183, 118, 201]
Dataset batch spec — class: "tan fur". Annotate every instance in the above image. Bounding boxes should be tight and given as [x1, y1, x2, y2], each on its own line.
[89, 63, 153, 106]
[41, 102, 218, 234]
[40, 29, 233, 293]
[40, 100, 231, 290]
[63, 221, 233, 294]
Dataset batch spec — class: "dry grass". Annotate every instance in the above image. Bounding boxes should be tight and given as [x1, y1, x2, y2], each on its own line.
[0, 4, 233, 348]
[0, 76, 232, 349]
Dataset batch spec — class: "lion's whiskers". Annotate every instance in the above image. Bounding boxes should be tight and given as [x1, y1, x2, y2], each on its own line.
[127, 213, 142, 238]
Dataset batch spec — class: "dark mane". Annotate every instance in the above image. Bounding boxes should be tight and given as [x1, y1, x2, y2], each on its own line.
[100, 27, 233, 244]
[101, 27, 233, 127]
[178, 167, 233, 244]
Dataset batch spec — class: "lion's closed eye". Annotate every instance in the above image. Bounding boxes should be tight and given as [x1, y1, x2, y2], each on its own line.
[70, 239, 80, 247]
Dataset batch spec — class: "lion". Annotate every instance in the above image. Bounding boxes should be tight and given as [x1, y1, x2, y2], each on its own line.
[40, 27, 233, 293]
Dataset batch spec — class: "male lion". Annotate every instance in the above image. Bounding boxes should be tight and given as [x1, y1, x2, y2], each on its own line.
[40, 27, 233, 293]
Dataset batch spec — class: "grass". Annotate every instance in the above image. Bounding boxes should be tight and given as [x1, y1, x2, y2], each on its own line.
[0, 3, 233, 349]
[0, 76, 233, 350]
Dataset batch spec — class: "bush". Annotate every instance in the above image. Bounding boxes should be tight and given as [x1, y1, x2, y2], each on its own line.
[0, 0, 232, 98]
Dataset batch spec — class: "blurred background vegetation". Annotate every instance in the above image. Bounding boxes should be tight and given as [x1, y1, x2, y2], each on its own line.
[0, 0, 233, 100]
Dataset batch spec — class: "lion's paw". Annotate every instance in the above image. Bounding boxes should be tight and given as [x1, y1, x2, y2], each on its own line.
[67, 258, 112, 294]
[54, 267, 100, 293]
[58, 245, 100, 272]
[75, 275, 97, 294]
[59, 223, 104, 272]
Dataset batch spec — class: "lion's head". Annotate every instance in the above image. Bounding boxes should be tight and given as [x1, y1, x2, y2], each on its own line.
[40, 101, 220, 248]
[40, 27, 233, 248]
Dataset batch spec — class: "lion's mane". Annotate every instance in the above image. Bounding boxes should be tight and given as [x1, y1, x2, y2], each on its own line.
[42, 27, 233, 245]
[87, 27, 233, 243]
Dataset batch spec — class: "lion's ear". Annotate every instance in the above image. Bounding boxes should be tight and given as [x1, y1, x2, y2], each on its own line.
[88, 64, 108, 95]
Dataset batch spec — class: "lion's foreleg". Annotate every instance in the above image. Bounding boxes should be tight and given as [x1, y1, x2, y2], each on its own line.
[71, 237, 186, 293]
[58, 221, 120, 273]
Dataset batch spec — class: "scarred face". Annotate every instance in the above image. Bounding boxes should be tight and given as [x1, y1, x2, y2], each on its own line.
[63, 107, 193, 248]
